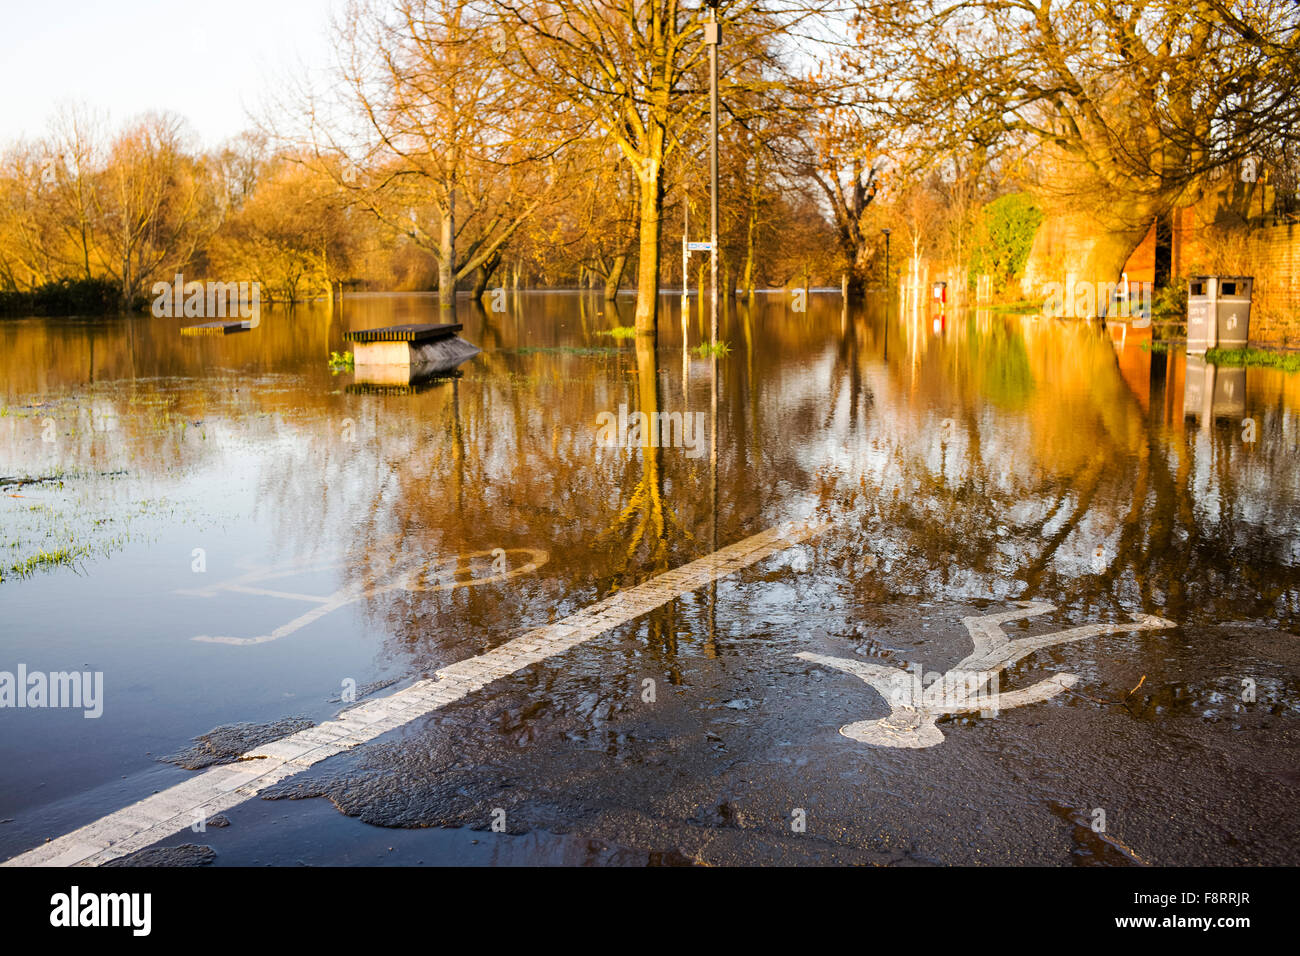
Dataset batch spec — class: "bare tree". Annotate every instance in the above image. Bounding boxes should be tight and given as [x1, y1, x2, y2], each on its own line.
[292, 0, 572, 305]
[93, 113, 214, 305]
[488, 0, 824, 334]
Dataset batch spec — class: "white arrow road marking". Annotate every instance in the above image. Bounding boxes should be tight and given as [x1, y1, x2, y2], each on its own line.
[4, 518, 828, 867]
[796, 601, 1176, 748]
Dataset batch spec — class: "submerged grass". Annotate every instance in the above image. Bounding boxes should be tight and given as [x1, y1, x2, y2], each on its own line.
[988, 299, 1042, 314]
[1141, 340, 1173, 354]
[692, 341, 731, 357]
[328, 350, 354, 372]
[515, 345, 623, 356]
[1205, 346, 1300, 373]
[2, 547, 81, 581]
[0, 470, 179, 585]
[599, 326, 637, 339]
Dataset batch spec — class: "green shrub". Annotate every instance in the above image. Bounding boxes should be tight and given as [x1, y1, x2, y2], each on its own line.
[1153, 282, 1188, 318]
[692, 341, 730, 357]
[969, 193, 1043, 295]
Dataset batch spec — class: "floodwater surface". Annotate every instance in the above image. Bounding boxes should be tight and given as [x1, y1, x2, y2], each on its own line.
[1, 292, 1297, 865]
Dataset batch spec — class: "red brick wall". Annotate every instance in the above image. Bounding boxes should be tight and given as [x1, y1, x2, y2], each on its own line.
[1169, 183, 1300, 344]
[1122, 221, 1157, 283]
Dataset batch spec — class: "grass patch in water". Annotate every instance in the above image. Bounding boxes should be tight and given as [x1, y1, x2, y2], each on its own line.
[1141, 340, 1173, 354]
[598, 326, 637, 339]
[328, 351, 354, 372]
[988, 299, 1042, 314]
[1205, 346, 1300, 373]
[515, 346, 622, 356]
[0, 470, 167, 585]
[692, 341, 731, 357]
[2, 547, 80, 581]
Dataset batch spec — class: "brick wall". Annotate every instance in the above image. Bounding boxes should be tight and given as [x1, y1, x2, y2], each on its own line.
[1123, 221, 1157, 283]
[1166, 178, 1300, 344]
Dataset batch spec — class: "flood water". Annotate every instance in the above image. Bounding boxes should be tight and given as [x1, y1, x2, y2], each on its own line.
[2, 292, 1298, 865]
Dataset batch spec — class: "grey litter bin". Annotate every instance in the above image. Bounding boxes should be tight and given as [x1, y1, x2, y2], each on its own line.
[1187, 275, 1252, 353]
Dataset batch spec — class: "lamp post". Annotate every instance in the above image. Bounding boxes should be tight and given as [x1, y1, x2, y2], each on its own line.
[882, 228, 891, 304]
[705, 0, 721, 348]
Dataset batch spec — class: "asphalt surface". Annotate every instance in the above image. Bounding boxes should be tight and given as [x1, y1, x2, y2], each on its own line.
[113, 583, 1300, 866]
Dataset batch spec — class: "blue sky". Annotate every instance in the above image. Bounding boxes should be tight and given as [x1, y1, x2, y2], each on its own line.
[0, 0, 340, 148]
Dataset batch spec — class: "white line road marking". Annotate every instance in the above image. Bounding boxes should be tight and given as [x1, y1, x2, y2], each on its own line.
[797, 600, 1176, 748]
[4, 519, 827, 867]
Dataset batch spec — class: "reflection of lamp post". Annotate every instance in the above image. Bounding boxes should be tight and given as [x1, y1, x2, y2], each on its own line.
[705, 0, 721, 348]
[881, 228, 891, 361]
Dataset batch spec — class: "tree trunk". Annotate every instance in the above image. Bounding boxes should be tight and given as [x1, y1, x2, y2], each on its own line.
[742, 199, 757, 295]
[850, 243, 874, 297]
[634, 166, 664, 336]
[604, 254, 627, 301]
[438, 196, 455, 306]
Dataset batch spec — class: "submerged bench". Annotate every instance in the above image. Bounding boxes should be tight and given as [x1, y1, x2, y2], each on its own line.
[344, 322, 480, 383]
[344, 322, 462, 344]
[346, 374, 459, 396]
[180, 320, 250, 336]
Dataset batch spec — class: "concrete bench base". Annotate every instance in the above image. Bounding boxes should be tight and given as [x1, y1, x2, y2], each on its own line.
[353, 336, 481, 385]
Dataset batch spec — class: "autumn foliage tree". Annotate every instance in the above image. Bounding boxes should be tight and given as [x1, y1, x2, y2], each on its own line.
[852, 0, 1300, 291]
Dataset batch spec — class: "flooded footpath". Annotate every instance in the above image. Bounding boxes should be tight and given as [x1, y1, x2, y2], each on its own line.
[1, 292, 1297, 865]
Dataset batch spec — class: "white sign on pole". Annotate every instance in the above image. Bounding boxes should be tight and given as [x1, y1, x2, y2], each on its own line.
[687, 241, 712, 252]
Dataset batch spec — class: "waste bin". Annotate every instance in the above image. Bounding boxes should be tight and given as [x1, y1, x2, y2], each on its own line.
[931, 281, 946, 305]
[1187, 276, 1252, 353]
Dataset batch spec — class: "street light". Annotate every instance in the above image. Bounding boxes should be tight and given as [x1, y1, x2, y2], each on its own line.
[882, 228, 891, 301]
[705, 0, 721, 349]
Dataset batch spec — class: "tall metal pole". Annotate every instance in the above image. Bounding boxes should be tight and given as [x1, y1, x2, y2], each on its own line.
[682, 198, 689, 303]
[883, 228, 891, 313]
[706, 6, 720, 348]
